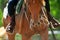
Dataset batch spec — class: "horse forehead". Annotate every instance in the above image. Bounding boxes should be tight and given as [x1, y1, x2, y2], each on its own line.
[28, 0, 43, 2]
[26, 0, 45, 6]
[27, 0, 42, 13]
[26, 0, 44, 3]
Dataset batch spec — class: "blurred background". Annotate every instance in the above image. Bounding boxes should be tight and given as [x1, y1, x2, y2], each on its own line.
[0, 0, 60, 40]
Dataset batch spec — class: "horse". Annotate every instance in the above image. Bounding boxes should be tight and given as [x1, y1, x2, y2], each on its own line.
[3, 0, 49, 40]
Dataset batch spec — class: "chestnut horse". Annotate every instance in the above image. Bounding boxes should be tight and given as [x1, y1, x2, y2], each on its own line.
[3, 0, 49, 40]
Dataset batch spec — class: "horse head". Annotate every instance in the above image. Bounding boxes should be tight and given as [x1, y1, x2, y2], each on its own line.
[26, 0, 47, 28]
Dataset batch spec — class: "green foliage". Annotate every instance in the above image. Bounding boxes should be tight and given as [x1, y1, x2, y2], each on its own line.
[50, 0, 60, 22]
[0, 0, 7, 11]
[49, 34, 60, 40]
[56, 34, 60, 40]
[15, 33, 22, 40]
[0, 9, 3, 26]
[0, 0, 7, 26]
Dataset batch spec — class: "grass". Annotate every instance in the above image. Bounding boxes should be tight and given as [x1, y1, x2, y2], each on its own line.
[15, 33, 22, 40]
[0, 34, 60, 40]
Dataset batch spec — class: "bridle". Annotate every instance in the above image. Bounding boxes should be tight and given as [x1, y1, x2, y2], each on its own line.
[23, 0, 48, 29]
